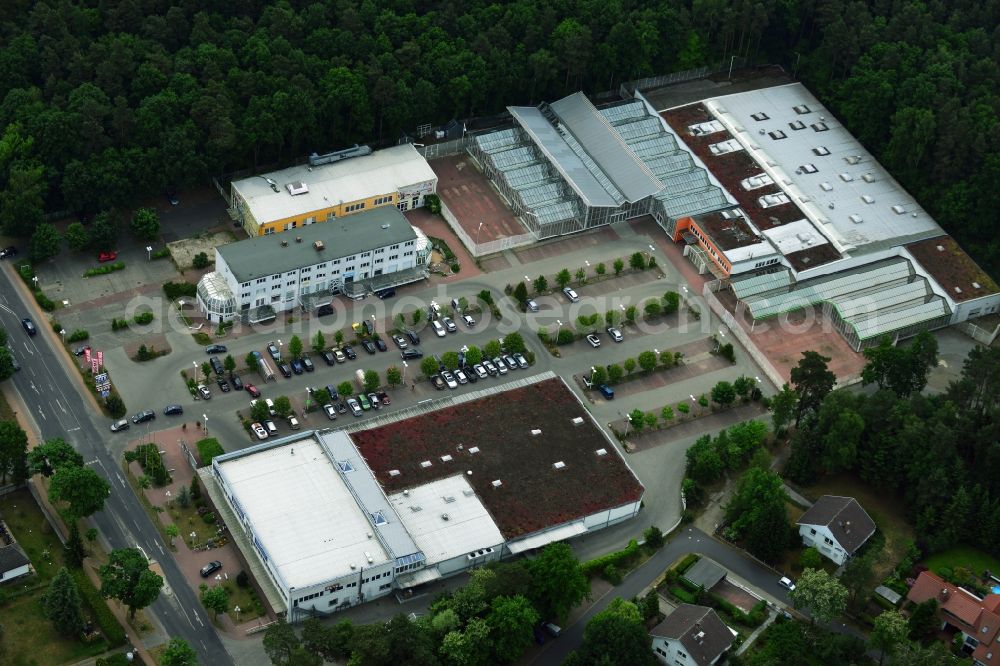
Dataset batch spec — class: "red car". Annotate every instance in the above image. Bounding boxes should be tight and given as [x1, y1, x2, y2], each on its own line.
[245, 383, 261, 398]
[98, 251, 118, 263]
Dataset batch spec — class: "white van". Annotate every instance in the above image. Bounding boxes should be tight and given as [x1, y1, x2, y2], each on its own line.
[432, 320, 446, 337]
[265, 398, 276, 416]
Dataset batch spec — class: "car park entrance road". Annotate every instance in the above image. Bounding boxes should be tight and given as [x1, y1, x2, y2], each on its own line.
[0, 268, 232, 666]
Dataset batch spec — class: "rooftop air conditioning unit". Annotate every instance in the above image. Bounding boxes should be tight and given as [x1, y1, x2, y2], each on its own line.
[314, 240, 325, 251]
[286, 181, 309, 195]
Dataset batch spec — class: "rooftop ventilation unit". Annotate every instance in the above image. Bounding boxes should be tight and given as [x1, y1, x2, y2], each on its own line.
[839, 173, 854, 182]
[793, 104, 811, 114]
[850, 214, 864, 224]
[799, 164, 819, 174]
[531, 429, 542, 436]
[286, 181, 309, 196]
[789, 120, 806, 130]
[388, 469, 401, 477]
[973, 282, 982, 289]
[596, 448, 608, 456]
[553, 461, 566, 470]
[440, 455, 453, 462]
[468, 447, 480, 454]
[571, 417, 584, 426]
[820, 182, 833, 192]
[409, 505, 422, 512]
[420, 460, 432, 468]
[441, 513, 450, 521]
[955, 287, 963, 294]
[308, 144, 372, 167]
[862, 195, 875, 204]
[295, 237, 302, 243]
[281, 239, 289, 247]
[365, 551, 374, 563]
[314, 240, 325, 251]
[862, 173, 876, 183]
[491, 479, 502, 488]
[892, 205, 907, 214]
[845, 155, 863, 165]
[260, 176, 279, 192]
[443, 496, 456, 503]
[462, 488, 475, 497]
[813, 146, 831, 156]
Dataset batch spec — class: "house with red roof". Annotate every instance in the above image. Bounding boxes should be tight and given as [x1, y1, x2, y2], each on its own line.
[907, 570, 1000, 666]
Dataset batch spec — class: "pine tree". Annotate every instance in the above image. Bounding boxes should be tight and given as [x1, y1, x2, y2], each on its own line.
[63, 524, 85, 568]
[43, 567, 85, 636]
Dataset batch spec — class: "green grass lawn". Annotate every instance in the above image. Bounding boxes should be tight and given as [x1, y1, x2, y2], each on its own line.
[800, 474, 915, 580]
[923, 546, 1000, 578]
[0, 489, 110, 665]
[221, 579, 266, 624]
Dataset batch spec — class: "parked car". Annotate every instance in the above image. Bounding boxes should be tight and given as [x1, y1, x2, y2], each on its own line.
[462, 314, 476, 328]
[110, 419, 130, 432]
[209, 356, 225, 375]
[290, 359, 304, 374]
[482, 360, 498, 376]
[334, 399, 348, 414]
[288, 414, 300, 430]
[21, 318, 36, 336]
[342, 345, 357, 360]
[513, 352, 529, 368]
[346, 398, 362, 417]
[778, 576, 796, 591]
[432, 320, 446, 337]
[405, 329, 420, 345]
[200, 561, 223, 578]
[278, 362, 292, 378]
[0, 246, 18, 259]
[164, 404, 184, 416]
[562, 287, 580, 302]
[231, 375, 244, 391]
[502, 354, 518, 370]
[368, 393, 380, 409]
[266, 341, 281, 361]
[598, 384, 615, 400]
[492, 357, 509, 375]
[455, 369, 469, 384]
[324, 404, 337, 420]
[264, 398, 276, 416]
[443, 317, 457, 333]
[316, 303, 334, 316]
[543, 622, 561, 638]
[392, 334, 408, 349]
[245, 383, 261, 398]
[376, 390, 391, 406]
[374, 338, 388, 352]
[606, 326, 624, 342]
[431, 374, 447, 390]
[464, 367, 479, 383]
[301, 356, 315, 372]
[357, 393, 371, 410]
[442, 371, 458, 389]
[132, 409, 156, 424]
[98, 250, 118, 263]
[73, 345, 91, 356]
[361, 339, 376, 354]
[251, 423, 268, 440]
[205, 344, 227, 354]
[216, 377, 231, 392]
[586, 334, 601, 348]
[473, 363, 488, 379]
[401, 348, 423, 360]
[321, 350, 336, 365]
[333, 349, 347, 363]
[375, 288, 396, 299]
[197, 384, 211, 400]
[526, 299, 539, 312]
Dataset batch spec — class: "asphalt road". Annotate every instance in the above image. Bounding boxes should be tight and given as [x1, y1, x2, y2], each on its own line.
[0, 270, 232, 665]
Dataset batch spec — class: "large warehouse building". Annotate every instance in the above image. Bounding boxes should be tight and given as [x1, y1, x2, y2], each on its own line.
[468, 83, 998, 350]
[196, 206, 430, 322]
[208, 374, 644, 621]
[230, 144, 437, 237]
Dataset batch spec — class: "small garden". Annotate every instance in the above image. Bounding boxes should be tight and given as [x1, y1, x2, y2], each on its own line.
[658, 553, 769, 631]
[427, 234, 460, 273]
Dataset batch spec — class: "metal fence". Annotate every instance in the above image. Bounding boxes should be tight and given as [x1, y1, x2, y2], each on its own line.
[418, 137, 470, 160]
[438, 200, 535, 258]
[958, 320, 1000, 345]
[702, 285, 787, 390]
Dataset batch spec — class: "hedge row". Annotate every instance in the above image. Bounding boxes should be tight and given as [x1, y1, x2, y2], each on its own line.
[163, 281, 197, 300]
[196, 438, 225, 466]
[581, 539, 640, 577]
[670, 586, 698, 604]
[676, 553, 700, 574]
[710, 595, 768, 627]
[71, 569, 127, 647]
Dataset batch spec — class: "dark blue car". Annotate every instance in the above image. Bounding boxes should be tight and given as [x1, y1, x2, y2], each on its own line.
[598, 384, 614, 400]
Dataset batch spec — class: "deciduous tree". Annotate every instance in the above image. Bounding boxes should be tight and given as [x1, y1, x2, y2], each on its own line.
[129, 207, 159, 241]
[724, 467, 790, 563]
[29, 222, 61, 262]
[160, 638, 198, 666]
[99, 547, 163, 619]
[487, 594, 539, 662]
[526, 542, 588, 621]
[49, 465, 110, 520]
[0, 421, 29, 484]
[789, 568, 848, 624]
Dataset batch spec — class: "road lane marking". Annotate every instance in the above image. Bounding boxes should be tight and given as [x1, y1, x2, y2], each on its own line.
[29, 381, 39, 394]
[66, 427, 80, 432]
[56, 399, 67, 414]
[117, 473, 126, 488]
[37, 405, 46, 420]
[22, 341, 34, 355]
[85, 459, 99, 466]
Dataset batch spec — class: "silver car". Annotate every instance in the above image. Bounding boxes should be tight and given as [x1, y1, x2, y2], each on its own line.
[346, 398, 362, 417]
[492, 357, 508, 375]
[455, 369, 469, 384]
[441, 370, 458, 389]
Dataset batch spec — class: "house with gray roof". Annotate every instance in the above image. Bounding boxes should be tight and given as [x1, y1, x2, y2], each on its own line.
[196, 206, 430, 323]
[651, 604, 735, 666]
[796, 495, 876, 565]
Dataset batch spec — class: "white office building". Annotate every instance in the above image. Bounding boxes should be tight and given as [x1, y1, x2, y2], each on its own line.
[196, 206, 430, 323]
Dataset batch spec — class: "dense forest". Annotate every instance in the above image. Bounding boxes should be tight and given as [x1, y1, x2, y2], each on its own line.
[0, 0, 997, 275]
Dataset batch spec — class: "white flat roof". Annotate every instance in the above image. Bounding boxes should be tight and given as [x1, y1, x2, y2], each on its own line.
[706, 84, 942, 254]
[389, 475, 504, 566]
[216, 438, 390, 590]
[763, 218, 831, 255]
[232, 144, 437, 224]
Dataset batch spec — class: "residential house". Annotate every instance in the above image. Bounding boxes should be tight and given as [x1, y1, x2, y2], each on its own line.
[907, 570, 1000, 666]
[796, 495, 876, 565]
[0, 542, 30, 583]
[651, 604, 735, 666]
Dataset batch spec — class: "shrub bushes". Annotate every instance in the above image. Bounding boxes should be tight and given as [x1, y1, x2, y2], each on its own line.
[67, 329, 89, 342]
[163, 282, 197, 300]
[71, 569, 127, 647]
[83, 262, 125, 277]
[676, 553, 700, 574]
[111, 318, 128, 331]
[130, 443, 171, 486]
[196, 438, 224, 466]
[581, 539, 640, 577]
[151, 247, 171, 259]
[670, 586, 698, 604]
[132, 311, 154, 325]
[35, 289, 56, 311]
[192, 252, 210, 269]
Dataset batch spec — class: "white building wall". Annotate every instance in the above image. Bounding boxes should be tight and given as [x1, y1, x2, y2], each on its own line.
[0, 563, 30, 582]
[652, 636, 690, 665]
[799, 524, 848, 565]
[950, 293, 1000, 324]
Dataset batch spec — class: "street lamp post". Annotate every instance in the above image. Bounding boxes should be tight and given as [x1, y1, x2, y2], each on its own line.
[402, 361, 408, 384]
[190, 531, 197, 547]
[620, 411, 630, 438]
[146, 245, 152, 261]
[590, 366, 596, 383]
[193, 361, 199, 385]
[235, 605, 241, 623]
[476, 220, 484, 247]
[202, 414, 208, 435]
[60, 329, 66, 343]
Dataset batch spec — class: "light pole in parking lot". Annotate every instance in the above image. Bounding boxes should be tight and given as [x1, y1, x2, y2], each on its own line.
[202, 414, 209, 435]
[476, 220, 484, 248]
[193, 361, 199, 385]
[620, 410, 630, 438]
[590, 366, 596, 383]
[146, 245, 152, 261]
[190, 531, 197, 547]
[60, 329, 66, 343]
[402, 361, 408, 384]
[556, 320, 562, 340]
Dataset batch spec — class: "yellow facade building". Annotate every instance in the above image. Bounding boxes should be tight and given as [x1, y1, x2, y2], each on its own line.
[230, 144, 438, 237]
